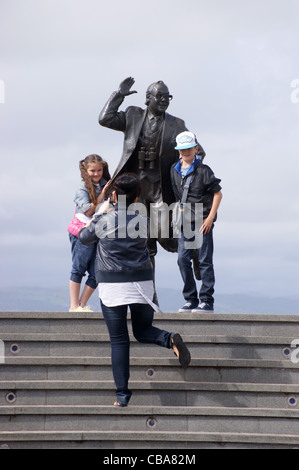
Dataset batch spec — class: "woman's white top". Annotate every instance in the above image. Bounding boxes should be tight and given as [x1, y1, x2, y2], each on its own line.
[98, 280, 160, 311]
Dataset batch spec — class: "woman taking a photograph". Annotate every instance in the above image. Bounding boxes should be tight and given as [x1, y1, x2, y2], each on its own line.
[79, 173, 191, 407]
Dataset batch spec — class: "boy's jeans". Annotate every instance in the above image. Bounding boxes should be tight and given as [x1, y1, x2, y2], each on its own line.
[178, 224, 215, 306]
[100, 301, 173, 406]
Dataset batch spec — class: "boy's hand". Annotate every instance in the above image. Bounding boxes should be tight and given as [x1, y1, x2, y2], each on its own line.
[200, 216, 214, 234]
[200, 191, 222, 234]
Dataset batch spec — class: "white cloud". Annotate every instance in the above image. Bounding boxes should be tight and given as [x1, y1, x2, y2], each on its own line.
[1, 0, 299, 298]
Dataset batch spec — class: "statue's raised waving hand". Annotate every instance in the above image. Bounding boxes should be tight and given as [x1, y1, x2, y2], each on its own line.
[118, 77, 138, 97]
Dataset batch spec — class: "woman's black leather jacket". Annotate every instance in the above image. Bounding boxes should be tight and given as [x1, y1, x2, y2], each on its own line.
[78, 204, 154, 283]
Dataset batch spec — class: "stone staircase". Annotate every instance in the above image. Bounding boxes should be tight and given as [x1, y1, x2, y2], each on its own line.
[0, 311, 299, 449]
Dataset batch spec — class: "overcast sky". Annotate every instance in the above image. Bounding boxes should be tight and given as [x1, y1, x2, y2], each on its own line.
[0, 0, 299, 305]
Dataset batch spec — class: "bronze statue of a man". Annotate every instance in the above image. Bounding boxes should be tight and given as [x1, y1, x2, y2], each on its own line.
[99, 77, 206, 258]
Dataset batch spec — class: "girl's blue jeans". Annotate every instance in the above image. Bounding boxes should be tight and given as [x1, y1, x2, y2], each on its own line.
[100, 301, 173, 406]
[69, 233, 97, 289]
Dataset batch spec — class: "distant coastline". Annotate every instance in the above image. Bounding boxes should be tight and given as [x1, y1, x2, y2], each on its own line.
[0, 286, 298, 315]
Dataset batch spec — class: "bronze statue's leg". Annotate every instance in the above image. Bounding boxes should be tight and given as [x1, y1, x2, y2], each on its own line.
[146, 238, 159, 307]
[150, 255, 159, 307]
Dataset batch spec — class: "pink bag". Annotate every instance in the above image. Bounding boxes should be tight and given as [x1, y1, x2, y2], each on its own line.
[67, 210, 86, 237]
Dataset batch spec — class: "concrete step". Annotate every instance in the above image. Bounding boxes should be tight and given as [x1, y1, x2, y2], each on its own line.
[2, 334, 296, 361]
[1, 357, 298, 384]
[1, 380, 299, 408]
[1, 312, 299, 337]
[1, 405, 299, 436]
[0, 311, 299, 449]
[1, 430, 299, 449]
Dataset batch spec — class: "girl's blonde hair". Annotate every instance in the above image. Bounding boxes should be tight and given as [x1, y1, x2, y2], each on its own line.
[79, 154, 111, 204]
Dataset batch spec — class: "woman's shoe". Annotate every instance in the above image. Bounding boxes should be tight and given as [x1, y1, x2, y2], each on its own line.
[171, 334, 191, 368]
[114, 401, 128, 407]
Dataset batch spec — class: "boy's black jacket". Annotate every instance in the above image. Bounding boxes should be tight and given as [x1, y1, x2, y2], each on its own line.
[170, 158, 222, 220]
[78, 205, 154, 283]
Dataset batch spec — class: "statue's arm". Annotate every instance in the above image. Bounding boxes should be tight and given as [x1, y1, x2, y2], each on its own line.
[98, 91, 127, 132]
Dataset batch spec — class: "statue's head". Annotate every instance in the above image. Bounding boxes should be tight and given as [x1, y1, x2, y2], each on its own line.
[145, 81, 173, 116]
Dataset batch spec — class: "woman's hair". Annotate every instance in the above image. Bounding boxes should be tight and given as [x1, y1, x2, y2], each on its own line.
[79, 154, 111, 204]
[112, 173, 141, 206]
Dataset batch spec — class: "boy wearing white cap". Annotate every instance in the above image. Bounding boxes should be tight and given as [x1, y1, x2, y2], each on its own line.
[171, 132, 222, 312]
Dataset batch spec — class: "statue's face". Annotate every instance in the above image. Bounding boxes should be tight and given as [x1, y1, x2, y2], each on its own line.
[147, 82, 173, 116]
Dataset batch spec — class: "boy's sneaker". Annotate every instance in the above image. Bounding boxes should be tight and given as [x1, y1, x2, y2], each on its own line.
[178, 301, 198, 313]
[192, 303, 214, 313]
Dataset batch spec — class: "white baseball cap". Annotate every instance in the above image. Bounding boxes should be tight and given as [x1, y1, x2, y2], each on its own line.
[175, 131, 198, 150]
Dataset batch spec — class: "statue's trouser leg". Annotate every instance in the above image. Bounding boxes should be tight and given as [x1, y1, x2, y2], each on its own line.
[147, 238, 159, 307]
